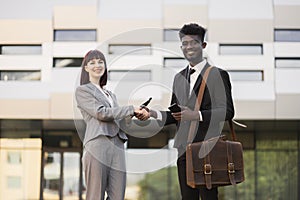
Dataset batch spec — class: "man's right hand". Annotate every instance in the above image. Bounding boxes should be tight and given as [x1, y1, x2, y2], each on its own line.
[171, 106, 200, 121]
[134, 107, 150, 121]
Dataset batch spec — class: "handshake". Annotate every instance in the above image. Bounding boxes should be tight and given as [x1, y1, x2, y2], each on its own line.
[134, 106, 150, 121]
[131, 97, 200, 122]
[133, 97, 152, 121]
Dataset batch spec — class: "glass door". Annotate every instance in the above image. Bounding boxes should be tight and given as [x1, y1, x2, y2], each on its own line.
[63, 152, 81, 199]
[43, 151, 61, 199]
[42, 148, 84, 200]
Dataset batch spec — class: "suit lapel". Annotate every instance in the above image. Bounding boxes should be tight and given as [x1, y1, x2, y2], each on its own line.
[87, 83, 112, 107]
[180, 66, 190, 105]
[107, 90, 118, 107]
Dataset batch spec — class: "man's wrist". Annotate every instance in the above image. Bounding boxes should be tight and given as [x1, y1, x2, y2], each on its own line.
[194, 111, 200, 120]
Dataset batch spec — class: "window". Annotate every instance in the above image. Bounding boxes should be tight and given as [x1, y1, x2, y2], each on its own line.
[0, 119, 42, 138]
[108, 70, 151, 81]
[0, 70, 41, 81]
[53, 58, 83, 68]
[7, 152, 22, 164]
[0, 45, 42, 55]
[108, 44, 152, 55]
[219, 44, 263, 55]
[164, 29, 180, 42]
[43, 131, 77, 148]
[228, 70, 264, 81]
[275, 58, 300, 68]
[164, 57, 187, 68]
[7, 176, 21, 189]
[54, 30, 97, 41]
[274, 29, 300, 42]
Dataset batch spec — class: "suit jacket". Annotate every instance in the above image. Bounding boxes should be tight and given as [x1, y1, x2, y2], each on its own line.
[75, 83, 134, 146]
[162, 62, 234, 154]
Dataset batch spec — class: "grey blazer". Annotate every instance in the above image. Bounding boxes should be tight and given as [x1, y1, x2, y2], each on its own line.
[75, 83, 134, 146]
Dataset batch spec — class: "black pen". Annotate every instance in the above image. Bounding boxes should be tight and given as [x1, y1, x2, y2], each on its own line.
[140, 97, 152, 107]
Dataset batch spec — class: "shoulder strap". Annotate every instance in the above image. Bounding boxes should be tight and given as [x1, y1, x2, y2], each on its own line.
[187, 66, 212, 143]
[194, 66, 213, 113]
[187, 66, 237, 143]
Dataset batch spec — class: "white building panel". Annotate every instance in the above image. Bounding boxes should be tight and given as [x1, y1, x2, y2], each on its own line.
[98, 0, 162, 20]
[52, 42, 99, 57]
[275, 69, 300, 94]
[274, 43, 300, 57]
[209, 0, 273, 19]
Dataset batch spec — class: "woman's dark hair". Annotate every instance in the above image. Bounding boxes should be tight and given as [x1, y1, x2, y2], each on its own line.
[80, 49, 108, 87]
[179, 23, 206, 42]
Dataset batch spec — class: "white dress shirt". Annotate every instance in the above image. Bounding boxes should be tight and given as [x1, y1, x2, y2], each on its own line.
[189, 59, 206, 95]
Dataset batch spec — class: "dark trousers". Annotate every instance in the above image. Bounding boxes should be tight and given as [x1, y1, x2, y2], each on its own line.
[177, 153, 218, 200]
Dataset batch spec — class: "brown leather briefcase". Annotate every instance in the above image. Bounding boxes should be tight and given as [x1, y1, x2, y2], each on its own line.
[185, 66, 245, 189]
[186, 133, 245, 189]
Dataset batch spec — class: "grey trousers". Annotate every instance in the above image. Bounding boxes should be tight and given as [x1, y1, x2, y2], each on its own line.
[82, 136, 126, 200]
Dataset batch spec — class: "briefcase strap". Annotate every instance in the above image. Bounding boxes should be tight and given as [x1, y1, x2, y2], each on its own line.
[203, 141, 212, 189]
[187, 66, 212, 143]
[226, 141, 237, 185]
[228, 120, 237, 141]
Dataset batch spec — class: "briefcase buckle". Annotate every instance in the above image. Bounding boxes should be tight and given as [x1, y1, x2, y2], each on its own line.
[228, 163, 235, 174]
[204, 164, 212, 175]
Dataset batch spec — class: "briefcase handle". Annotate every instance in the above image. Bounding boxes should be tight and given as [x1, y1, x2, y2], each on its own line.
[187, 66, 245, 143]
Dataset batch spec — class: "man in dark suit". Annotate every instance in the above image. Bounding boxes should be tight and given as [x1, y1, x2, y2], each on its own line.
[149, 23, 235, 199]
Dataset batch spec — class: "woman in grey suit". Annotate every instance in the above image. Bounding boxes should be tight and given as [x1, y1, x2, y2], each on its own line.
[75, 49, 149, 200]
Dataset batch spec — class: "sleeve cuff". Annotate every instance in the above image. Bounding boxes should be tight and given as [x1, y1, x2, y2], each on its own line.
[150, 109, 162, 121]
[198, 111, 203, 121]
[156, 110, 162, 120]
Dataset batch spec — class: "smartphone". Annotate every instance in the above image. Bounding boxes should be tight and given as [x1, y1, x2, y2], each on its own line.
[168, 103, 181, 113]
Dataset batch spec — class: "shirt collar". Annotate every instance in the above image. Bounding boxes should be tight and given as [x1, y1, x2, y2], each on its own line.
[189, 59, 207, 73]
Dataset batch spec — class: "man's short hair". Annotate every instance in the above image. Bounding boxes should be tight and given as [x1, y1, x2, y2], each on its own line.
[179, 23, 206, 42]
